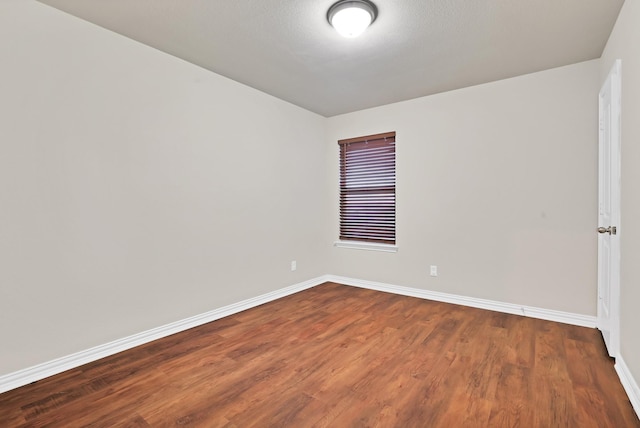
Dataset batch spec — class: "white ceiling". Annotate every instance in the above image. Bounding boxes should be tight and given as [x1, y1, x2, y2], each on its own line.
[37, 0, 624, 117]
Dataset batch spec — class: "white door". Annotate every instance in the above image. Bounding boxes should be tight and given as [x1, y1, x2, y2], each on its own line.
[597, 59, 621, 358]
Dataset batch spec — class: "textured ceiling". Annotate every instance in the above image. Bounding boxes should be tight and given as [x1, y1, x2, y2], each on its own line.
[37, 0, 624, 117]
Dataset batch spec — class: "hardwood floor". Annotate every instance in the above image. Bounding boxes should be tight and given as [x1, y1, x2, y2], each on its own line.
[1, 282, 638, 427]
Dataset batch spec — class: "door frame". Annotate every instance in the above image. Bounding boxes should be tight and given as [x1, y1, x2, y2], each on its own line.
[597, 59, 621, 358]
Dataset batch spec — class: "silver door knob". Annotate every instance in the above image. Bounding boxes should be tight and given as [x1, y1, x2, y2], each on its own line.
[598, 226, 617, 235]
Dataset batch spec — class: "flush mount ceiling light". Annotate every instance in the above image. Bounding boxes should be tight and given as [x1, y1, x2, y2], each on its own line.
[327, 0, 378, 38]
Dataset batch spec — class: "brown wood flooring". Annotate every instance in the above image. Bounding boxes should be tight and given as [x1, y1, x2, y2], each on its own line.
[1, 282, 638, 427]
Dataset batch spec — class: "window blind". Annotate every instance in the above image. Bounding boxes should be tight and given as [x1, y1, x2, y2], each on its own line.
[338, 131, 396, 244]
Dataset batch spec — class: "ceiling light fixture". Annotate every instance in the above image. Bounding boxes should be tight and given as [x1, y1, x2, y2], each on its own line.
[327, 0, 378, 38]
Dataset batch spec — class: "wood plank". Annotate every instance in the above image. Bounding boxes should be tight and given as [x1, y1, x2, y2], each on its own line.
[0, 282, 637, 427]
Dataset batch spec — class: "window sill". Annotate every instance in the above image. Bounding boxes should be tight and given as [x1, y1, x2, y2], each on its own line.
[333, 240, 398, 253]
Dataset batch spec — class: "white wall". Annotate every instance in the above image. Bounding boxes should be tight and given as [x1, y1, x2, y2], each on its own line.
[601, 0, 640, 391]
[327, 60, 600, 315]
[0, 0, 607, 384]
[0, 0, 329, 376]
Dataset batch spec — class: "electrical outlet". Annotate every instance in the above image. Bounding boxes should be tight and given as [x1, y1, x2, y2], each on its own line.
[430, 265, 438, 277]
[291, 260, 297, 271]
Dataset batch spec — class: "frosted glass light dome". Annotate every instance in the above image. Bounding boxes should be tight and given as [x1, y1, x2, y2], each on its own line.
[328, 0, 377, 38]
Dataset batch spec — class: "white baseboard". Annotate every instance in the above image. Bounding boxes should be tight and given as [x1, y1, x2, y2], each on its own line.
[0, 274, 601, 395]
[0, 276, 329, 395]
[326, 275, 597, 328]
[615, 355, 640, 419]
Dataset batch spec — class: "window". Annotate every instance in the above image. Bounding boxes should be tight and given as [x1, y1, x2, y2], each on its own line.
[338, 131, 396, 246]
